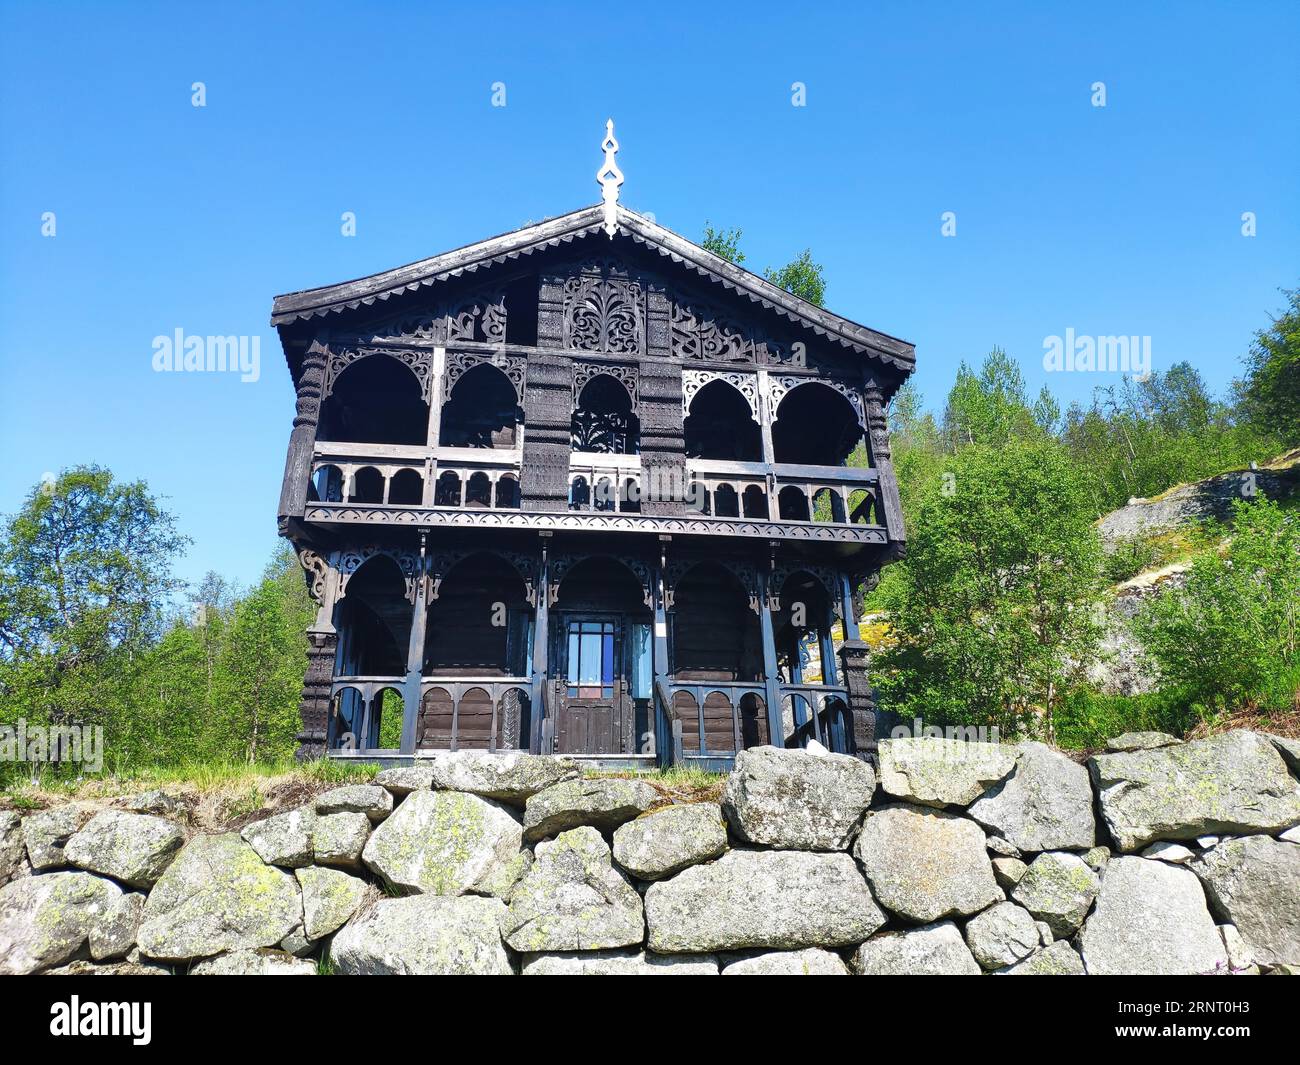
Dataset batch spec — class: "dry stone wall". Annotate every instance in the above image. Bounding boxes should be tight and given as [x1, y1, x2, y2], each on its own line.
[2, 733, 1299, 975]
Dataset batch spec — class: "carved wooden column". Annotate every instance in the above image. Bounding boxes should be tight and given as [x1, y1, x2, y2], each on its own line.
[400, 533, 429, 754]
[757, 561, 785, 750]
[520, 284, 572, 511]
[637, 358, 686, 515]
[864, 376, 906, 544]
[529, 534, 551, 754]
[279, 340, 328, 522]
[838, 636, 878, 759]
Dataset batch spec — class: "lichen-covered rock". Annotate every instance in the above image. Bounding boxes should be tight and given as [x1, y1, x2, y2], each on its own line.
[279, 924, 313, 958]
[722, 948, 850, 975]
[523, 778, 660, 842]
[295, 865, 369, 941]
[21, 803, 95, 870]
[472, 848, 533, 902]
[373, 765, 435, 797]
[645, 849, 885, 953]
[47, 959, 171, 975]
[332, 894, 513, 975]
[996, 940, 1086, 975]
[190, 948, 316, 975]
[985, 836, 1021, 857]
[122, 789, 188, 819]
[241, 807, 316, 868]
[722, 745, 875, 851]
[1011, 852, 1099, 938]
[877, 738, 1016, 808]
[963, 901, 1041, 970]
[991, 856, 1028, 891]
[0, 812, 25, 886]
[1106, 731, 1181, 752]
[1090, 730, 1300, 851]
[968, 742, 1095, 853]
[362, 790, 522, 896]
[0, 871, 123, 975]
[432, 751, 580, 806]
[853, 805, 1001, 922]
[1268, 734, 1300, 775]
[64, 811, 183, 889]
[311, 811, 371, 869]
[1082, 846, 1111, 872]
[1191, 834, 1300, 968]
[1078, 856, 1228, 975]
[504, 827, 644, 952]
[612, 803, 727, 880]
[1142, 841, 1196, 864]
[521, 950, 718, 975]
[852, 921, 981, 976]
[89, 891, 145, 960]
[136, 833, 302, 962]
[315, 784, 393, 823]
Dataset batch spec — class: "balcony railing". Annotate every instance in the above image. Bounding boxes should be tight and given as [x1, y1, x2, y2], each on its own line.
[689, 459, 883, 526]
[568, 452, 642, 513]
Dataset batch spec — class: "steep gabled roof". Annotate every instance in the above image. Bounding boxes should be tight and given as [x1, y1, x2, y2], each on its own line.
[271, 204, 914, 372]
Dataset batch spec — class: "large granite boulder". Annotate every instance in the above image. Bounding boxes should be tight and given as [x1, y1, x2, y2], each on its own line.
[47, 959, 170, 976]
[1191, 835, 1300, 968]
[136, 833, 302, 962]
[722, 949, 850, 975]
[21, 803, 95, 870]
[997, 940, 1086, 975]
[362, 790, 522, 896]
[877, 738, 1016, 808]
[241, 807, 316, 868]
[295, 865, 370, 941]
[1268, 734, 1300, 775]
[432, 751, 580, 806]
[332, 895, 513, 975]
[64, 811, 183, 889]
[968, 742, 1095, 853]
[645, 849, 885, 953]
[190, 948, 315, 975]
[0, 871, 123, 975]
[963, 901, 1042, 970]
[521, 950, 718, 975]
[89, 891, 145, 960]
[315, 784, 393, 823]
[373, 765, 435, 796]
[1106, 731, 1181, 752]
[1, 812, 25, 886]
[1011, 851, 1100, 937]
[722, 746, 875, 851]
[853, 805, 1002, 922]
[1078, 856, 1228, 975]
[523, 778, 659, 842]
[503, 827, 644, 952]
[612, 803, 727, 880]
[311, 811, 371, 869]
[1090, 731, 1300, 851]
[852, 921, 982, 975]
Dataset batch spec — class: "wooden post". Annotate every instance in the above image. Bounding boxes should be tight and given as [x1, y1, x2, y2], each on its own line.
[530, 534, 551, 754]
[278, 340, 328, 522]
[653, 538, 672, 766]
[757, 564, 784, 748]
[400, 533, 429, 755]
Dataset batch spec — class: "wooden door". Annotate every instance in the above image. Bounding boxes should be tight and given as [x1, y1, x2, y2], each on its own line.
[554, 615, 628, 755]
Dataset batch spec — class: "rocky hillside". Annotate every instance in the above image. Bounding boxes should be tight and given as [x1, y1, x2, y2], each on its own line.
[2, 737, 1298, 975]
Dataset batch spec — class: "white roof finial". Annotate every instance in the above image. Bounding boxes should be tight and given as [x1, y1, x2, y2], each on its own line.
[596, 118, 623, 238]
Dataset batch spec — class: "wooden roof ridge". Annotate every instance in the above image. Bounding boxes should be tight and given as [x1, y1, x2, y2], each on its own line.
[270, 204, 915, 371]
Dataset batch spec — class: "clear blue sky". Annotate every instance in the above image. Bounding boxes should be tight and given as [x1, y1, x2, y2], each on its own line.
[2, 1, 1296, 591]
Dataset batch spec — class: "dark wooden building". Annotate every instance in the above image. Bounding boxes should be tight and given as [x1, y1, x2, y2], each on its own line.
[271, 149, 913, 768]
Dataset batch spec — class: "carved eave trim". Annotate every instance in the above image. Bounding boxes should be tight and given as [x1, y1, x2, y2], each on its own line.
[270, 206, 915, 377]
[302, 504, 889, 545]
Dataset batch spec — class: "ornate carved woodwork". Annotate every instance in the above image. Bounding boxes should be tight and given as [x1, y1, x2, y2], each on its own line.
[561, 259, 645, 354]
[681, 369, 760, 419]
[768, 374, 867, 430]
[445, 349, 528, 406]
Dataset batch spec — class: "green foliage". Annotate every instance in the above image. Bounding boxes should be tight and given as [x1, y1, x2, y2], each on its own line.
[0, 468, 314, 771]
[1134, 498, 1300, 716]
[1052, 688, 1201, 751]
[764, 248, 825, 307]
[1238, 286, 1300, 442]
[875, 438, 1104, 739]
[700, 223, 745, 265]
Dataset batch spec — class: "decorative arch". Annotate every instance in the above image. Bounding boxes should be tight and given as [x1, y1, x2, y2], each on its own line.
[682, 370, 759, 420]
[439, 362, 524, 449]
[336, 548, 420, 604]
[548, 553, 653, 609]
[772, 379, 866, 467]
[320, 351, 431, 446]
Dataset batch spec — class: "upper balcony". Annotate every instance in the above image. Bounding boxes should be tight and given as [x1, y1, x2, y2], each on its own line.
[299, 345, 894, 547]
